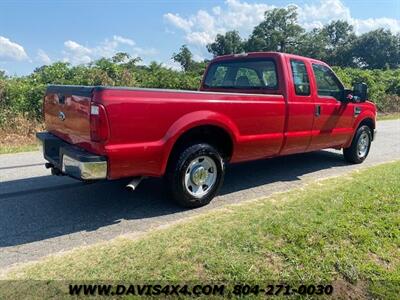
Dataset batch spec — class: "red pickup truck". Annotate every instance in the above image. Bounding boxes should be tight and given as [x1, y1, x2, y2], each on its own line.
[37, 52, 376, 207]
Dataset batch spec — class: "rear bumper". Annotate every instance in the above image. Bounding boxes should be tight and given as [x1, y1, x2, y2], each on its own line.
[36, 132, 107, 180]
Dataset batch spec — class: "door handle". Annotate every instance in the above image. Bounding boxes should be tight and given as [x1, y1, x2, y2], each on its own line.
[315, 105, 321, 117]
[354, 106, 361, 116]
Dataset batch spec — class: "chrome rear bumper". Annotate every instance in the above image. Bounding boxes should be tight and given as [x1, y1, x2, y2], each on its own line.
[36, 132, 107, 180]
[61, 154, 107, 180]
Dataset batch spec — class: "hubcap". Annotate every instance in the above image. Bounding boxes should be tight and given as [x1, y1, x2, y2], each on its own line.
[357, 132, 369, 158]
[184, 156, 217, 198]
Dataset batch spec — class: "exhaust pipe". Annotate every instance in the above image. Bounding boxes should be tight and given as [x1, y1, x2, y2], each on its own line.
[126, 177, 144, 191]
[45, 162, 54, 169]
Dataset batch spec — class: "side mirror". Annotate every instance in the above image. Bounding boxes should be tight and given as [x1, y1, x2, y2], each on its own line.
[353, 82, 368, 102]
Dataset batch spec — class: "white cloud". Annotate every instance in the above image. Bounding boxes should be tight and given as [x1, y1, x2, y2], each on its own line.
[112, 35, 135, 46]
[297, 0, 400, 34]
[164, 13, 193, 32]
[353, 17, 400, 35]
[63, 40, 92, 64]
[164, 0, 400, 47]
[62, 35, 157, 65]
[0, 36, 29, 61]
[164, 0, 272, 46]
[36, 49, 52, 65]
[298, 0, 351, 30]
[132, 47, 158, 56]
[186, 32, 215, 46]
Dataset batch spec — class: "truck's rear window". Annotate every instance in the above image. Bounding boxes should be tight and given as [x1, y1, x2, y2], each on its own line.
[203, 58, 278, 90]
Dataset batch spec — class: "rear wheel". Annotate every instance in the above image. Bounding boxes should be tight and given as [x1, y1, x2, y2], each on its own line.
[343, 125, 372, 164]
[166, 143, 225, 208]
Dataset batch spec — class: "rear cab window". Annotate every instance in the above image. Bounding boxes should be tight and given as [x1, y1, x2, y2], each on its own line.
[203, 58, 278, 91]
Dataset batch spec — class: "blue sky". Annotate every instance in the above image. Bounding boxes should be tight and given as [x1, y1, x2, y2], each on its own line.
[1, 0, 399, 75]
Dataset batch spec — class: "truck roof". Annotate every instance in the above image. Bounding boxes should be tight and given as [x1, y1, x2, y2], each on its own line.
[211, 51, 329, 67]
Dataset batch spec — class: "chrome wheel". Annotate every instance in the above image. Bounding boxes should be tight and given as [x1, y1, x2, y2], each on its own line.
[357, 132, 369, 158]
[184, 156, 217, 198]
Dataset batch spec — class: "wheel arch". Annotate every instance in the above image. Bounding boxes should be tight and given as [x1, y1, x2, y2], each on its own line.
[358, 118, 375, 137]
[160, 111, 238, 175]
[344, 115, 376, 148]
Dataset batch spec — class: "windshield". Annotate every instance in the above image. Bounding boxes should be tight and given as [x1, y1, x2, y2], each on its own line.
[203, 58, 278, 90]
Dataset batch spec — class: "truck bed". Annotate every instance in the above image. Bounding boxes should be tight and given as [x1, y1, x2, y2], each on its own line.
[44, 85, 286, 179]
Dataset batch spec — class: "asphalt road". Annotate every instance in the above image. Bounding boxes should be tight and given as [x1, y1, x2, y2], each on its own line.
[1, 120, 399, 271]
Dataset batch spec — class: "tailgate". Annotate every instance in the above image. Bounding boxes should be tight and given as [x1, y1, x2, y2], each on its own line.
[44, 85, 93, 144]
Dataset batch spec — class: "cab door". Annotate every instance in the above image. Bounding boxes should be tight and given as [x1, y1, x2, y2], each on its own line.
[280, 58, 315, 155]
[307, 63, 355, 151]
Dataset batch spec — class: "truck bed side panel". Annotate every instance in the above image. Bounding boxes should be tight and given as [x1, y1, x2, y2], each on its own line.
[94, 89, 286, 179]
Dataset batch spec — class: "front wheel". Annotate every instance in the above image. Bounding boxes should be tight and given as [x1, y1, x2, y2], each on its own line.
[166, 143, 225, 208]
[343, 125, 372, 164]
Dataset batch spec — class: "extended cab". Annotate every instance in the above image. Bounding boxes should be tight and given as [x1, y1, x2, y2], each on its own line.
[37, 52, 377, 207]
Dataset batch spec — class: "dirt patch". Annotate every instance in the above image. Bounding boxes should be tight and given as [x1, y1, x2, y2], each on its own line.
[0, 115, 43, 148]
[264, 252, 284, 272]
[369, 253, 392, 270]
[332, 277, 369, 300]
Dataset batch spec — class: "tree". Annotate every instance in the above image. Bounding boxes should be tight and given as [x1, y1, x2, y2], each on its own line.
[172, 45, 207, 75]
[172, 45, 195, 72]
[353, 29, 400, 69]
[111, 52, 141, 68]
[32, 62, 72, 84]
[206, 31, 244, 56]
[112, 52, 131, 64]
[320, 20, 356, 66]
[245, 6, 304, 53]
[296, 21, 357, 67]
[322, 20, 355, 46]
[297, 28, 328, 61]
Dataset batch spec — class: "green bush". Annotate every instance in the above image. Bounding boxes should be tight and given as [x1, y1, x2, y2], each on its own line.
[0, 58, 202, 127]
[333, 67, 400, 112]
[0, 58, 398, 128]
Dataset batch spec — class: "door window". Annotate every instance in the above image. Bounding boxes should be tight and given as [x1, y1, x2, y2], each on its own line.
[312, 64, 343, 100]
[290, 60, 310, 96]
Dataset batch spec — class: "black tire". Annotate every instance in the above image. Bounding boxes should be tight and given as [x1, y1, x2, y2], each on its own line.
[166, 143, 225, 208]
[343, 125, 372, 164]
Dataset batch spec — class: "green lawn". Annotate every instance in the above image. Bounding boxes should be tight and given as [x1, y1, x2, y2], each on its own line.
[377, 112, 400, 121]
[0, 143, 38, 154]
[4, 161, 400, 299]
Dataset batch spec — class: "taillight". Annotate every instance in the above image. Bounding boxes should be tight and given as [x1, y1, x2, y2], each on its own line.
[90, 103, 109, 142]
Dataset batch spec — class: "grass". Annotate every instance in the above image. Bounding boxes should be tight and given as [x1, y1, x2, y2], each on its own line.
[0, 143, 39, 154]
[377, 112, 400, 121]
[4, 161, 400, 299]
